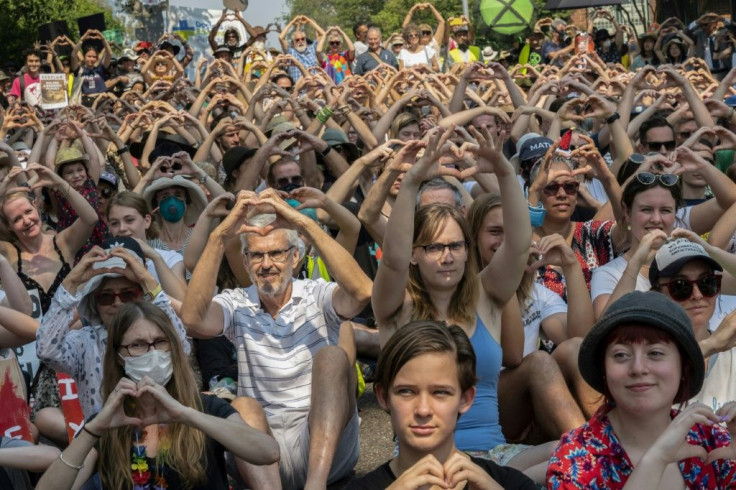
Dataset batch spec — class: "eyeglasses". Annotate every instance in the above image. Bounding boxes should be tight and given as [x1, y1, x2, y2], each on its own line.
[635, 172, 679, 186]
[418, 241, 468, 259]
[120, 338, 171, 357]
[159, 162, 182, 174]
[422, 31, 432, 36]
[658, 274, 721, 301]
[646, 140, 677, 152]
[95, 288, 143, 306]
[407, 33, 419, 39]
[329, 41, 341, 46]
[542, 181, 580, 196]
[293, 37, 306, 43]
[245, 246, 294, 264]
[276, 175, 304, 188]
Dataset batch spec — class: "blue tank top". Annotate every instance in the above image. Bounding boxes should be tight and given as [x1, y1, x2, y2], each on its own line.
[454, 316, 505, 451]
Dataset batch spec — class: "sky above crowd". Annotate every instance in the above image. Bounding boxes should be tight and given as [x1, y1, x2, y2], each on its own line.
[246, 1, 288, 26]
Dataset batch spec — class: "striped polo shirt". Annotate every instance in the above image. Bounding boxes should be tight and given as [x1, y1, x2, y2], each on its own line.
[214, 278, 340, 419]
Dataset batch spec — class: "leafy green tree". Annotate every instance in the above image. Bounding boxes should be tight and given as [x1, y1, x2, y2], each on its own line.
[0, 0, 122, 65]
[373, 0, 463, 36]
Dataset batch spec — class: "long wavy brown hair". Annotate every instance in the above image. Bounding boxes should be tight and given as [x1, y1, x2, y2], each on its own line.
[409, 204, 478, 325]
[99, 301, 205, 489]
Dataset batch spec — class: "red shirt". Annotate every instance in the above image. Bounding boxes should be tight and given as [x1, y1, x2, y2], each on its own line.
[547, 407, 736, 489]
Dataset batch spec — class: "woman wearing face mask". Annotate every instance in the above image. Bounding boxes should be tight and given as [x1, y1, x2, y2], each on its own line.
[106, 192, 187, 300]
[142, 175, 207, 258]
[36, 300, 279, 490]
[36, 237, 190, 419]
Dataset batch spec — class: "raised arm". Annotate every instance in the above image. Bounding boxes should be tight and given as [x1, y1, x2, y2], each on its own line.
[471, 127, 531, 306]
[180, 192, 256, 338]
[259, 189, 372, 317]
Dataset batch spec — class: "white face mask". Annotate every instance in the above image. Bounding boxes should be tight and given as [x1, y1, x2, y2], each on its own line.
[120, 350, 173, 385]
[603, 39, 612, 49]
[253, 40, 266, 51]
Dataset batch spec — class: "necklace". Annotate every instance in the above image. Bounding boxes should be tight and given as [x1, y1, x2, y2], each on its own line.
[131, 425, 170, 489]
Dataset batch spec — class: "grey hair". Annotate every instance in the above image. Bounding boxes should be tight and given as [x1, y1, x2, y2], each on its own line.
[367, 26, 382, 38]
[240, 213, 299, 252]
[416, 178, 463, 210]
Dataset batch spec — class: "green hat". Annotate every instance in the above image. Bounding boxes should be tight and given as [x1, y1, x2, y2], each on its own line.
[54, 147, 89, 170]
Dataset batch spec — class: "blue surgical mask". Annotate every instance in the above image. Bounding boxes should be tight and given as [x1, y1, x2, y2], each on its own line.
[159, 195, 186, 223]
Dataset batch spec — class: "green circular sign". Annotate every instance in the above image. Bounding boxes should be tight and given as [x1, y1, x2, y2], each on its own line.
[480, 0, 535, 35]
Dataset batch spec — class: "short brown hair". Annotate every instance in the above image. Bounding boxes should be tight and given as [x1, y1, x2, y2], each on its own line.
[375, 320, 477, 396]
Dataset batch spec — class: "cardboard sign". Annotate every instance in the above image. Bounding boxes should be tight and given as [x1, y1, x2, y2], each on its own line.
[57, 372, 84, 442]
[40, 74, 68, 110]
[0, 349, 33, 442]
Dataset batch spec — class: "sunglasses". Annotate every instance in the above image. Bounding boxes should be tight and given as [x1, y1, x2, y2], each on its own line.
[159, 162, 183, 173]
[422, 31, 432, 36]
[276, 175, 304, 188]
[543, 181, 580, 196]
[659, 274, 721, 301]
[95, 288, 143, 306]
[407, 33, 419, 39]
[646, 140, 677, 152]
[329, 41, 341, 46]
[635, 172, 679, 186]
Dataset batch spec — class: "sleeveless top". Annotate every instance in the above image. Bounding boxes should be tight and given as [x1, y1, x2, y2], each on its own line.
[454, 315, 505, 451]
[13, 236, 72, 315]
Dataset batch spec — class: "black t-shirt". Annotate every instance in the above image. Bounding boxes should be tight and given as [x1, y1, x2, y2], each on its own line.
[83, 394, 236, 490]
[348, 456, 537, 489]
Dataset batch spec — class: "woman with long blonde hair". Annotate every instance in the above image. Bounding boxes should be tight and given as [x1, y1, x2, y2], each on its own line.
[36, 301, 279, 490]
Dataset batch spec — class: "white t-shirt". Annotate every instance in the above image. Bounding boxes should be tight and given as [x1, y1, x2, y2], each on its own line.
[690, 347, 736, 412]
[146, 248, 184, 283]
[520, 283, 567, 356]
[590, 255, 651, 302]
[398, 46, 437, 68]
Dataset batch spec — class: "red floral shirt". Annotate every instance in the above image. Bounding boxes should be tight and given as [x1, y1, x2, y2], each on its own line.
[540, 220, 615, 301]
[547, 407, 736, 489]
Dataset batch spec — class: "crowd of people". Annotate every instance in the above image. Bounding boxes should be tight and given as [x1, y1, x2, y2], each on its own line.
[1, 3, 736, 489]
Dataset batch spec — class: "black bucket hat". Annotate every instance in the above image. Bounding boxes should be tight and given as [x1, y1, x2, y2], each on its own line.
[578, 290, 704, 399]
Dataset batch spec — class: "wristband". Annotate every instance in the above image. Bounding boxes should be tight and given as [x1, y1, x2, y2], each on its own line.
[83, 425, 101, 439]
[605, 112, 620, 124]
[145, 283, 163, 301]
[527, 201, 546, 227]
[116, 145, 130, 156]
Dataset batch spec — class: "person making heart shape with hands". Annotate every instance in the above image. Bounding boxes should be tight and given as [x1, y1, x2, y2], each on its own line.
[36, 300, 279, 490]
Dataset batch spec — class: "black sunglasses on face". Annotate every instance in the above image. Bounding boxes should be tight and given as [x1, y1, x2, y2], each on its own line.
[543, 181, 580, 196]
[422, 31, 432, 36]
[276, 175, 304, 187]
[646, 140, 677, 152]
[659, 274, 721, 301]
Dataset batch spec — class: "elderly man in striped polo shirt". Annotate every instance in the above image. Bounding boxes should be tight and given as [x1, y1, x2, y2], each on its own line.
[181, 188, 372, 490]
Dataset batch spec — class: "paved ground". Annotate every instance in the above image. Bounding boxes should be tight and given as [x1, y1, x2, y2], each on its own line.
[329, 382, 394, 488]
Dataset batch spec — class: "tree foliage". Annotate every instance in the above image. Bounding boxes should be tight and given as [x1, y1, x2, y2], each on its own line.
[0, 0, 122, 65]
[284, 0, 463, 37]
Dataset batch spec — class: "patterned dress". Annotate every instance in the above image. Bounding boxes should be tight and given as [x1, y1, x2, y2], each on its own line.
[548, 407, 736, 489]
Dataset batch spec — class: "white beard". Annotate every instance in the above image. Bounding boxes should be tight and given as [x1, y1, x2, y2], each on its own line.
[294, 44, 308, 53]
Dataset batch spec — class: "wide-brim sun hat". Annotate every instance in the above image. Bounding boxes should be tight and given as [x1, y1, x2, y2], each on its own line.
[578, 290, 704, 399]
[143, 175, 208, 226]
[77, 237, 145, 325]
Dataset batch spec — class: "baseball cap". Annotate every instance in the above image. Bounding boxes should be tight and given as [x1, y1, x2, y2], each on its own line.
[649, 238, 722, 287]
